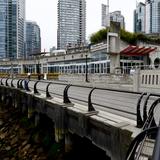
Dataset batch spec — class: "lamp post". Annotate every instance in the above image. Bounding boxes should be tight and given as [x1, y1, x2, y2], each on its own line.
[30, 52, 45, 80]
[37, 56, 41, 80]
[10, 57, 14, 78]
[85, 54, 89, 82]
[85, 45, 90, 82]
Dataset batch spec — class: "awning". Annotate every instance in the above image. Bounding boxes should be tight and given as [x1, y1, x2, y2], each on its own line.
[120, 45, 157, 56]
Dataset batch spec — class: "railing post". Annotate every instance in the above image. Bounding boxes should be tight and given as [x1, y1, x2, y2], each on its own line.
[88, 88, 96, 111]
[34, 81, 40, 94]
[63, 84, 71, 103]
[125, 127, 158, 160]
[143, 93, 151, 123]
[46, 82, 52, 98]
[1, 78, 3, 85]
[17, 79, 21, 88]
[25, 80, 30, 91]
[5, 78, 9, 86]
[137, 92, 146, 128]
[19, 79, 24, 89]
[11, 79, 14, 87]
[152, 124, 160, 160]
[143, 98, 160, 130]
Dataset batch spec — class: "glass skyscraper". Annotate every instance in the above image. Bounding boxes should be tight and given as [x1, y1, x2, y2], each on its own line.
[57, 0, 86, 50]
[0, 0, 25, 59]
[25, 21, 41, 57]
[145, 0, 160, 34]
[134, 0, 160, 34]
[110, 11, 125, 29]
[134, 2, 145, 33]
[0, 0, 7, 58]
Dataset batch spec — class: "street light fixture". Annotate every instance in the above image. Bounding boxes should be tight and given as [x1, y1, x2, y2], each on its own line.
[85, 54, 89, 82]
[85, 44, 91, 83]
[30, 52, 46, 80]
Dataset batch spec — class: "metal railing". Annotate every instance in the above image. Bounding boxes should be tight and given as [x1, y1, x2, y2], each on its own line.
[2, 77, 160, 159]
[126, 97, 160, 160]
[1, 77, 160, 125]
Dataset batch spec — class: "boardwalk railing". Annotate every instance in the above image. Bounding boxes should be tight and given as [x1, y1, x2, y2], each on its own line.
[1, 77, 160, 159]
[1, 77, 160, 128]
[126, 98, 160, 159]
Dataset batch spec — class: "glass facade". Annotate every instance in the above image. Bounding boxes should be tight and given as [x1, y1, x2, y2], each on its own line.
[110, 11, 125, 29]
[0, 0, 8, 58]
[57, 0, 86, 49]
[134, 0, 160, 34]
[134, 2, 145, 33]
[151, 0, 160, 33]
[25, 21, 41, 57]
[0, 0, 25, 59]
[17, 0, 25, 58]
[145, 1, 151, 33]
[145, 0, 160, 34]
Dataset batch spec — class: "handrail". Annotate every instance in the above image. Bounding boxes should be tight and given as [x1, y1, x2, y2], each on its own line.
[17, 79, 21, 88]
[152, 123, 160, 160]
[126, 97, 160, 160]
[142, 98, 160, 130]
[25, 80, 30, 91]
[2, 77, 160, 119]
[63, 84, 71, 103]
[19, 79, 24, 89]
[125, 127, 158, 160]
[136, 92, 146, 128]
[46, 82, 52, 98]
[143, 93, 151, 123]
[5, 78, 9, 86]
[11, 79, 14, 87]
[34, 81, 40, 94]
[1, 77, 4, 85]
[88, 88, 96, 111]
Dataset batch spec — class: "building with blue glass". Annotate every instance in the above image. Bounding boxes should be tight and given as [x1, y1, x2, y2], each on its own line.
[134, 0, 160, 34]
[134, 2, 145, 33]
[0, 0, 25, 59]
[25, 21, 41, 57]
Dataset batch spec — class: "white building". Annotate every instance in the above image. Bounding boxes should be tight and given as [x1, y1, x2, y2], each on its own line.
[57, 0, 86, 50]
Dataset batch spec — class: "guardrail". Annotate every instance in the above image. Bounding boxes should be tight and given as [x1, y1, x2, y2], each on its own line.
[126, 96, 160, 160]
[1, 77, 160, 159]
[153, 122, 160, 160]
[0, 77, 160, 127]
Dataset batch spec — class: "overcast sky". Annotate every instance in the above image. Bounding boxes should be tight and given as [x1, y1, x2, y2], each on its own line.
[26, 0, 145, 52]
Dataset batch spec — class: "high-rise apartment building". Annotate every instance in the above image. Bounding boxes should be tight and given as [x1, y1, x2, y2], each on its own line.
[101, 5, 125, 29]
[134, 2, 145, 33]
[25, 21, 41, 57]
[110, 11, 125, 29]
[134, 0, 160, 34]
[0, 0, 25, 59]
[102, 4, 107, 27]
[57, 0, 86, 50]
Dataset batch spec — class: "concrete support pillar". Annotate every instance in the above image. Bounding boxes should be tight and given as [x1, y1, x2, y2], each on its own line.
[107, 33, 120, 74]
[35, 64, 37, 74]
[54, 124, 64, 143]
[28, 106, 34, 119]
[133, 69, 140, 92]
[35, 113, 40, 127]
[110, 53, 120, 74]
[20, 64, 24, 74]
[22, 103, 26, 113]
[41, 63, 43, 74]
[65, 132, 73, 153]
